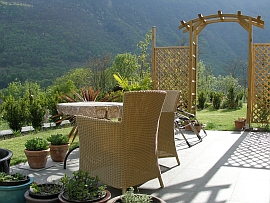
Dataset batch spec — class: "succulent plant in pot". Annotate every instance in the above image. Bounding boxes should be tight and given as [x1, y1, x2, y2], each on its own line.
[47, 134, 69, 162]
[107, 187, 166, 203]
[58, 170, 111, 203]
[24, 137, 49, 169]
[0, 172, 30, 186]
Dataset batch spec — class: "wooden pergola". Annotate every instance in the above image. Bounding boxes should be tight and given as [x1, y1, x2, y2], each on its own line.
[152, 11, 267, 128]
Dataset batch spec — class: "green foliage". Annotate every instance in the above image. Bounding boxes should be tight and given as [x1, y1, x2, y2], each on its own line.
[136, 30, 152, 77]
[1, 95, 27, 132]
[213, 92, 223, 109]
[25, 137, 49, 151]
[28, 97, 47, 130]
[0, 172, 27, 182]
[110, 53, 139, 80]
[121, 187, 152, 203]
[61, 170, 106, 202]
[225, 85, 239, 109]
[30, 182, 64, 195]
[113, 72, 152, 91]
[47, 134, 68, 145]
[197, 91, 207, 109]
[0, 80, 48, 131]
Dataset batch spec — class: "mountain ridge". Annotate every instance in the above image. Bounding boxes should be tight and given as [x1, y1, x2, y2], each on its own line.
[0, 0, 269, 88]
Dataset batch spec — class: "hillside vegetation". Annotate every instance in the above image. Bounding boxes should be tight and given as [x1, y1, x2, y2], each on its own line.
[0, 0, 269, 88]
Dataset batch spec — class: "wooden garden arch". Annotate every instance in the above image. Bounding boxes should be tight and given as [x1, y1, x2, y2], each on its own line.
[152, 11, 266, 127]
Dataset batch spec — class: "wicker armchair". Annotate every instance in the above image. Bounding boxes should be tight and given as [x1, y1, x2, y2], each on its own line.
[157, 90, 181, 165]
[76, 90, 166, 193]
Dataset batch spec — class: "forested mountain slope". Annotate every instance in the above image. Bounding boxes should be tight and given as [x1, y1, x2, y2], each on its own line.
[0, 0, 269, 88]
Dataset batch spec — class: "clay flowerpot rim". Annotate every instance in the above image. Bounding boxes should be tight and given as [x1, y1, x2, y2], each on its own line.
[49, 143, 70, 146]
[24, 149, 50, 152]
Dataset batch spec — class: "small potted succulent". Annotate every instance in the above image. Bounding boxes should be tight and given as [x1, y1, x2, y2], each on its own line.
[58, 170, 111, 203]
[24, 137, 49, 169]
[107, 187, 166, 203]
[24, 181, 64, 203]
[0, 172, 34, 203]
[47, 134, 69, 162]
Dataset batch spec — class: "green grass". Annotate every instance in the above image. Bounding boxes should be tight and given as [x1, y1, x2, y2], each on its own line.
[196, 103, 247, 131]
[0, 127, 74, 166]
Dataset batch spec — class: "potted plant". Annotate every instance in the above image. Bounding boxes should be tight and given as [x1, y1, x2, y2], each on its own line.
[0, 172, 34, 203]
[24, 137, 49, 169]
[107, 187, 166, 203]
[58, 170, 111, 203]
[24, 181, 64, 203]
[193, 121, 202, 132]
[47, 134, 69, 162]
[234, 117, 246, 130]
[183, 118, 202, 132]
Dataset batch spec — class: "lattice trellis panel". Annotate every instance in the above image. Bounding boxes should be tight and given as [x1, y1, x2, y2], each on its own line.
[252, 44, 270, 124]
[153, 46, 189, 108]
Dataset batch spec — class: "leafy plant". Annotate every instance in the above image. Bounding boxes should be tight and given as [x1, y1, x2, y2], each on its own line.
[0, 172, 27, 182]
[225, 85, 239, 109]
[61, 170, 106, 202]
[121, 187, 152, 203]
[25, 138, 49, 151]
[47, 134, 68, 145]
[197, 91, 207, 109]
[212, 92, 223, 109]
[30, 182, 64, 195]
[28, 98, 46, 130]
[1, 95, 27, 132]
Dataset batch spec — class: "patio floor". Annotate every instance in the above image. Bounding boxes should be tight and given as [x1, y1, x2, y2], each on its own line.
[11, 130, 270, 203]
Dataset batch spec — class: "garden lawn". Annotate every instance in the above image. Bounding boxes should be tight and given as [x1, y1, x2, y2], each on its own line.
[196, 103, 247, 131]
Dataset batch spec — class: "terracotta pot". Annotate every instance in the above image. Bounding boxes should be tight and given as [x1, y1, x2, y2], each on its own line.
[234, 120, 245, 130]
[58, 190, 111, 203]
[49, 144, 70, 162]
[184, 120, 192, 131]
[107, 194, 166, 203]
[194, 125, 201, 132]
[24, 149, 49, 169]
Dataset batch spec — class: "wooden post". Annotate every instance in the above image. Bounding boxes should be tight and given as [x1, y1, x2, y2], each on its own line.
[246, 17, 253, 129]
[152, 26, 157, 89]
[188, 20, 193, 112]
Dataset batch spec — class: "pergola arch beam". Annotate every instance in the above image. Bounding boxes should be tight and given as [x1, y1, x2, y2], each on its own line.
[179, 10, 264, 32]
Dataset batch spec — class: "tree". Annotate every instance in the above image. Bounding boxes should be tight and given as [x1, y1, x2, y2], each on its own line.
[222, 57, 247, 78]
[85, 54, 113, 91]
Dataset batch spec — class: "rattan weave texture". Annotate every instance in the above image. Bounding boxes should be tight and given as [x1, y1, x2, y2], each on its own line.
[76, 90, 166, 193]
[157, 90, 181, 165]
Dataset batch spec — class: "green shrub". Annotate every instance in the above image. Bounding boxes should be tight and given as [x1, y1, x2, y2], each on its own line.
[213, 92, 223, 109]
[1, 96, 27, 132]
[225, 85, 239, 109]
[197, 91, 207, 109]
[29, 98, 46, 130]
[47, 134, 68, 145]
[25, 138, 49, 151]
